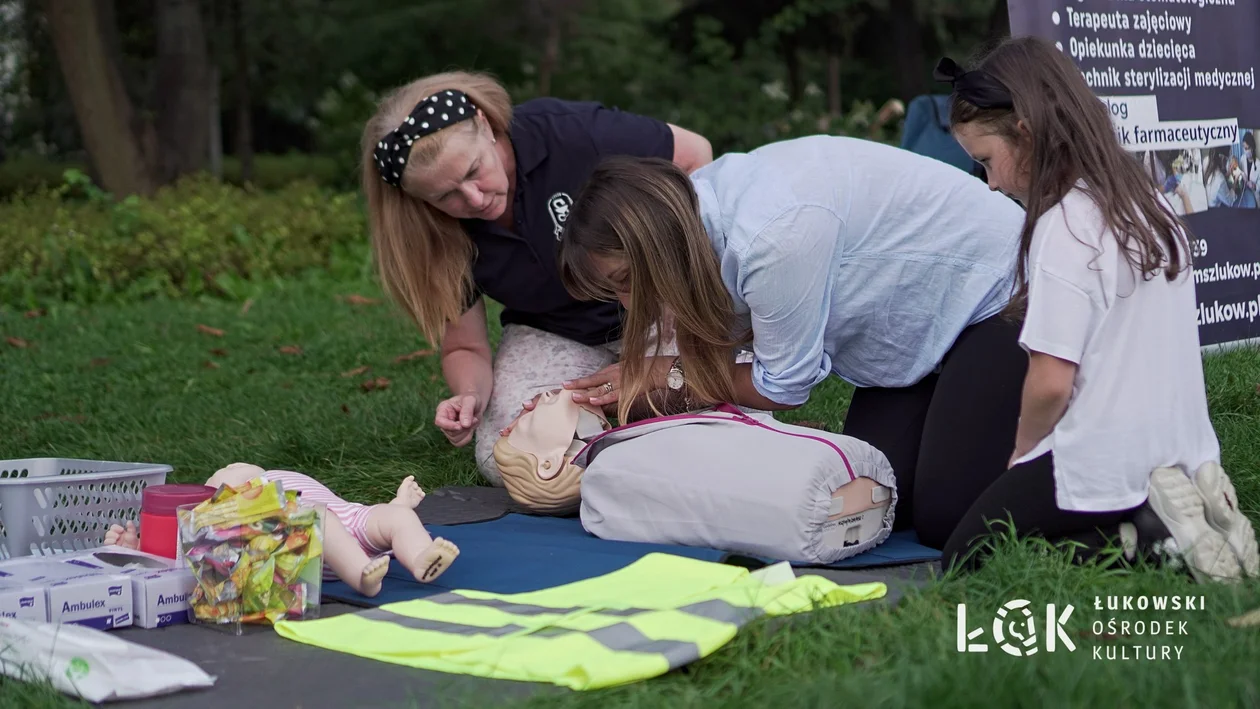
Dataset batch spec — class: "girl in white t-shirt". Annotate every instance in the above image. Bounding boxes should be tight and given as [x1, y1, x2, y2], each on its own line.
[936, 36, 1258, 581]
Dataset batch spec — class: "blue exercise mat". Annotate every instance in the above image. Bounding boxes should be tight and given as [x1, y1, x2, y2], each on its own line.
[322, 513, 941, 607]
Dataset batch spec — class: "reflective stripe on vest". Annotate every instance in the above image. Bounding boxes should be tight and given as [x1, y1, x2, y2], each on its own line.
[274, 553, 886, 690]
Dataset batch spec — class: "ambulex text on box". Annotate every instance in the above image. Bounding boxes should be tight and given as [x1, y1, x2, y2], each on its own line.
[0, 559, 132, 630]
[0, 546, 198, 629]
[62, 549, 198, 629]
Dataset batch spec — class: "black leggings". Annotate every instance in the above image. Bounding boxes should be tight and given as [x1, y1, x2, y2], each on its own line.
[841, 313, 1027, 549]
[940, 452, 1142, 572]
[841, 313, 1149, 568]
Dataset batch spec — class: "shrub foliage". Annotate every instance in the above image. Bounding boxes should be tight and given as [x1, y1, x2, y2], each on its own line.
[0, 170, 369, 308]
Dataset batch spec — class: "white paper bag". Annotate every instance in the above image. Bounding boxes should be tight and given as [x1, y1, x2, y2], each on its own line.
[0, 617, 216, 702]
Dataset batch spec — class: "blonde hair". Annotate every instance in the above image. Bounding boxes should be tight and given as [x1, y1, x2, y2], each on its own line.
[361, 71, 513, 345]
[557, 157, 748, 423]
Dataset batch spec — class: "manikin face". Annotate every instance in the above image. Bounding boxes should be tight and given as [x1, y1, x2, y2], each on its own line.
[406, 113, 511, 221]
[954, 121, 1031, 205]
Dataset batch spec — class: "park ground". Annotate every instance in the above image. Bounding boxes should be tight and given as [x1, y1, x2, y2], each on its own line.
[3, 277, 1260, 708]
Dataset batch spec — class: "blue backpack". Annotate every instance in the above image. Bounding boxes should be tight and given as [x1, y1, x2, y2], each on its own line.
[900, 95, 986, 180]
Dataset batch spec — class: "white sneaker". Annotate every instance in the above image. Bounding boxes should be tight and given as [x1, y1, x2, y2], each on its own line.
[1119, 522, 1138, 562]
[1191, 462, 1259, 578]
[1146, 467, 1241, 583]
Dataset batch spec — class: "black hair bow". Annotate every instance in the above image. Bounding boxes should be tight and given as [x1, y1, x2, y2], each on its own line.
[934, 57, 1014, 109]
[373, 89, 478, 187]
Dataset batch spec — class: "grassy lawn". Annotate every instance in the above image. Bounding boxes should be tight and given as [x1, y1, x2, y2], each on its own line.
[3, 279, 1260, 708]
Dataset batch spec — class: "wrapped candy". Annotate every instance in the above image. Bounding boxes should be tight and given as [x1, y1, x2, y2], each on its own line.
[176, 477, 324, 635]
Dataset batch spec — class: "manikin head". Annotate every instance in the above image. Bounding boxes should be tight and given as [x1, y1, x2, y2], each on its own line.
[493, 391, 611, 515]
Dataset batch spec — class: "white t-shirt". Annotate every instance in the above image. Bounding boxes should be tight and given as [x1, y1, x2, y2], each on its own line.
[1013, 187, 1220, 512]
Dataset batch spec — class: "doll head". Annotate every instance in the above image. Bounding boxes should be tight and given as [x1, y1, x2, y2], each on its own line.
[492, 390, 611, 515]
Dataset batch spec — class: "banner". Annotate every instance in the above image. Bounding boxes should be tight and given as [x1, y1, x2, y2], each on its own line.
[1009, 1, 1260, 349]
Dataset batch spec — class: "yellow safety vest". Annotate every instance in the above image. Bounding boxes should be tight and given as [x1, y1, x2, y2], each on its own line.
[274, 552, 885, 690]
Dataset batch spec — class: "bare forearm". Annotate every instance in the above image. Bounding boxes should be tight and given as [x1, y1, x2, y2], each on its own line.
[618, 362, 794, 421]
[618, 389, 692, 423]
[442, 348, 493, 404]
[1013, 377, 1071, 455]
[727, 363, 800, 412]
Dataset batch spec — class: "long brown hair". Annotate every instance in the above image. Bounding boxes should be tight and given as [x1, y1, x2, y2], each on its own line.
[557, 157, 746, 422]
[361, 71, 512, 345]
[949, 36, 1191, 313]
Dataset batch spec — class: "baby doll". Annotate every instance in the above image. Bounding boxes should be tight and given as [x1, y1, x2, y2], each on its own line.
[105, 463, 459, 598]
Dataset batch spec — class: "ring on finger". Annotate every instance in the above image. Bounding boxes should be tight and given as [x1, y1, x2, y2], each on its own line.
[600, 382, 614, 394]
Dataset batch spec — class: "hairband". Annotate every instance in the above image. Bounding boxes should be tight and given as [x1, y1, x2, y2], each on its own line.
[373, 89, 477, 187]
[933, 57, 1014, 110]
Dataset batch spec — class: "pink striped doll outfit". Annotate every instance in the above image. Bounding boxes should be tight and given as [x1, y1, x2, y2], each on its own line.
[261, 469, 390, 576]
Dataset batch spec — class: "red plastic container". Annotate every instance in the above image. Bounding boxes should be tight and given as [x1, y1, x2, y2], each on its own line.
[139, 484, 215, 559]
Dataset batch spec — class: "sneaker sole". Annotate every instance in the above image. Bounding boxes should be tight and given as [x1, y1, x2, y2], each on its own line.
[1193, 462, 1260, 578]
[1147, 467, 1241, 583]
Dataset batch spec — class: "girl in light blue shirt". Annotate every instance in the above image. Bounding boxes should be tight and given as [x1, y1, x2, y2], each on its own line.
[555, 134, 1028, 549]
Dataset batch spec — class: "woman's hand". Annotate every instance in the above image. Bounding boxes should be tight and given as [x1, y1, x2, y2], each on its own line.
[563, 363, 623, 408]
[434, 393, 482, 447]
[563, 357, 675, 408]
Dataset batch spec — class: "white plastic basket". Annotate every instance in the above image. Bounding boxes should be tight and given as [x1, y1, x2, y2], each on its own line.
[0, 458, 171, 560]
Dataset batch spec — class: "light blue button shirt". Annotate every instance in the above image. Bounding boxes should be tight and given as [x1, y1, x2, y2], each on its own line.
[690, 135, 1026, 405]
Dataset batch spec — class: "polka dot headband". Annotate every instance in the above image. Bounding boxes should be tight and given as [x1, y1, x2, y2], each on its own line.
[373, 89, 477, 187]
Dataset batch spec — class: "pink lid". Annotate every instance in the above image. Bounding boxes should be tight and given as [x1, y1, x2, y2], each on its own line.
[141, 484, 216, 516]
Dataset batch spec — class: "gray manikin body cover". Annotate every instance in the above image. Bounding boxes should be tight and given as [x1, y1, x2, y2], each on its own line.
[573, 405, 899, 565]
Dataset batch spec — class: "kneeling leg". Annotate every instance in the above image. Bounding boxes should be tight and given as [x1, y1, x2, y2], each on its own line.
[941, 454, 1135, 573]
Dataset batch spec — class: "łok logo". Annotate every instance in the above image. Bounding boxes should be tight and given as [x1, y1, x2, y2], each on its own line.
[957, 600, 1076, 656]
[548, 192, 573, 238]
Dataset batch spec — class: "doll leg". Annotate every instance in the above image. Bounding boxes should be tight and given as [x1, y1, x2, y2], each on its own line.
[321, 508, 390, 598]
[364, 504, 459, 583]
[390, 475, 426, 508]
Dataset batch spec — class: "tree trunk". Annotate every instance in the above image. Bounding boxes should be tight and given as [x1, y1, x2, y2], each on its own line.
[988, 0, 1011, 42]
[534, 0, 582, 97]
[781, 38, 802, 106]
[888, 0, 925, 101]
[42, 0, 157, 196]
[155, 0, 213, 182]
[826, 13, 842, 117]
[538, 12, 562, 96]
[231, 0, 252, 183]
[208, 64, 222, 178]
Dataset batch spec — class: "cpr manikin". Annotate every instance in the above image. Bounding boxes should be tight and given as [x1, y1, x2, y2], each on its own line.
[493, 390, 611, 515]
[824, 476, 893, 550]
[105, 463, 459, 598]
[573, 405, 900, 565]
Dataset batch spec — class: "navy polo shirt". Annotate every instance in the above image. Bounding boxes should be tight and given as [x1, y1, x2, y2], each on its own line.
[461, 98, 674, 347]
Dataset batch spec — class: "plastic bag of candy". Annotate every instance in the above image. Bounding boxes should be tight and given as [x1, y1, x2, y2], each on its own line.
[175, 477, 324, 635]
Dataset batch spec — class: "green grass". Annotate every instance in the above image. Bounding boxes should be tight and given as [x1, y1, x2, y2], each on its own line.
[2, 278, 490, 501]
[0, 674, 89, 709]
[3, 280, 1260, 708]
